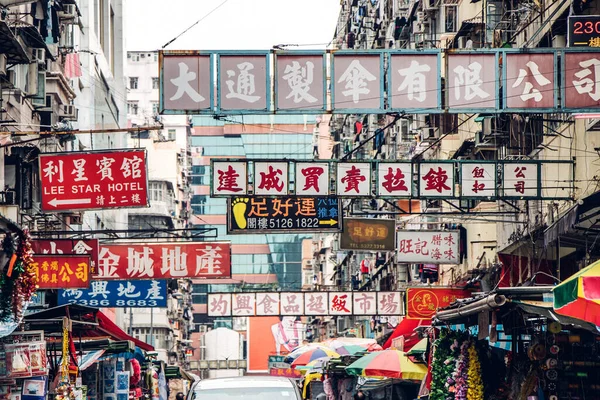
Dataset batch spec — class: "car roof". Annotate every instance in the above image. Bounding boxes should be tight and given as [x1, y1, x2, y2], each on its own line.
[196, 376, 295, 390]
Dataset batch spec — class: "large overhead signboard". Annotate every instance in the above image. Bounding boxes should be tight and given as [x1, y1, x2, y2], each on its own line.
[227, 196, 341, 234]
[208, 291, 404, 317]
[58, 280, 168, 308]
[212, 159, 574, 200]
[160, 49, 600, 114]
[95, 242, 232, 280]
[32, 255, 91, 289]
[39, 149, 148, 211]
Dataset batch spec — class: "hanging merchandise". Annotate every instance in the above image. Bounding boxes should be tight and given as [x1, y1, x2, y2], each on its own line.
[56, 328, 76, 400]
[5, 344, 32, 378]
[466, 343, 483, 400]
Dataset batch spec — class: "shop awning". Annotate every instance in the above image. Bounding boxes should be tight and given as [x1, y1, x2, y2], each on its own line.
[382, 318, 428, 351]
[544, 191, 600, 250]
[96, 311, 154, 351]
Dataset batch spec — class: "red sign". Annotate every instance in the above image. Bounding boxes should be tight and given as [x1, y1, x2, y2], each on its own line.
[269, 368, 302, 378]
[96, 242, 232, 280]
[32, 239, 99, 275]
[406, 288, 469, 319]
[32, 255, 91, 289]
[39, 149, 148, 211]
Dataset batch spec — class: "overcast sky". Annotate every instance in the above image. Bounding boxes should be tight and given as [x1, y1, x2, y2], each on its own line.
[125, 0, 342, 51]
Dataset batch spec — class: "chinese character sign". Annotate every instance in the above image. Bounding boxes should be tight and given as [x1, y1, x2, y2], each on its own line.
[254, 162, 289, 195]
[32, 239, 99, 275]
[276, 54, 325, 110]
[333, 55, 382, 110]
[207, 293, 232, 317]
[256, 293, 280, 316]
[563, 52, 600, 109]
[419, 163, 454, 197]
[212, 161, 248, 195]
[39, 149, 148, 211]
[390, 54, 439, 110]
[505, 53, 556, 109]
[295, 162, 330, 196]
[377, 292, 403, 315]
[162, 55, 211, 111]
[340, 218, 396, 251]
[305, 292, 328, 315]
[96, 242, 231, 280]
[219, 55, 268, 110]
[58, 280, 167, 307]
[353, 292, 376, 315]
[232, 293, 256, 316]
[32, 255, 91, 289]
[397, 230, 460, 264]
[461, 163, 496, 197]
[502, 163, 539, 198]
[406, 287, 469, 319]
[328, 292, 352, 315]
[280, 292, 304, 316]
[447, 54, 497, 109]
[377, 162, 412, 197]
[337, 163, 371, 196]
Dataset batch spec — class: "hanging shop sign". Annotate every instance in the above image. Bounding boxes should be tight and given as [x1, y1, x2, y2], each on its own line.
[57, 280, 167, 308]
[31, 255, 91, 289]
[160, 49, 600, 114]
[207, 291, 404, 317]
[269, 368, 303, 378]
[226, 196, 341, 234]
[406, 287, 470, 319]
[211, 159, 573, 200]
[340, 218, 396, 251]
[397, 230, 460, 264]
[95, 242, 231, 280]
[31, 239, 99, 275]
[568, 15, 600, 47]
[39, 149, 148, 211]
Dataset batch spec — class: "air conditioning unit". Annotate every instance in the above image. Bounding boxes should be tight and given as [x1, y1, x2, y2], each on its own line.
[59, 104, 78, 120]
[32, 48, 45, 64]
[0, 54, 6, 76]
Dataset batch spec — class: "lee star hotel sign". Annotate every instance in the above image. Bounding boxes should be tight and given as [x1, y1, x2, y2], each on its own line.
[160, 49, 600, 114]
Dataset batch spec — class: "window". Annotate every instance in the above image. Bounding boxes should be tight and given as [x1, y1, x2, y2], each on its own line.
[129, 77, 138, 89]
[152, 77, 159, 89]
[151, 102, 160, 115]
[127, 101, 138, 115]
[168, 129, 176, 141]
[153, 53, 158, 62]
[129, 53, 140, 62]
[444, 5, 458, 33]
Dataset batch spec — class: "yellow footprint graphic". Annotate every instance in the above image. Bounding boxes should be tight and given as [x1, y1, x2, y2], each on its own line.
[232, 198, 249, 229]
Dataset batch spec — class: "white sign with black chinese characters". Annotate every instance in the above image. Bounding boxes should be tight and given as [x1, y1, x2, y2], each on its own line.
[397, 230, 460, 264]
[207, 292, 405, 317]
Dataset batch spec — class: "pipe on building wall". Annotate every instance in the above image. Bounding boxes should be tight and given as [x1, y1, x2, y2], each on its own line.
[435, 294, 507, 322]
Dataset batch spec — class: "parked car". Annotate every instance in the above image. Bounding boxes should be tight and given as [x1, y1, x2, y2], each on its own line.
[188, 376, 302, 399]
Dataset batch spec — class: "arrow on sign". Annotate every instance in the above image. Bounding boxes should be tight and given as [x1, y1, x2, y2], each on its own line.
[319, 219, 338, 226]
[48, 198, 92, 208]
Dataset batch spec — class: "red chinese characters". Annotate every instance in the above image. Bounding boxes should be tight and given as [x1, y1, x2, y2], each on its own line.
[254, 162, 288, 195]
[503, 163, 538, 197]
[295, 162, 329, 196]
[328, 292, 352, 315]
[337, 163, 371, 196]
[461, 163, 496, 197]
[407, 288, 469, 318]
[32, 255, 91, 289]
[397, 230, 460, 264]
[95, 242, 232, 280]
[212, 161, 247, 195]
[32, 239, 99, 275]
[377, 163, 411, 196]
[420, 164, 453, 196]
[39, 149, 148, 211]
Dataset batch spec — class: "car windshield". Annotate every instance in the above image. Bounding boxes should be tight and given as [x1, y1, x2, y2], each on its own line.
[195, 387, 297, 399]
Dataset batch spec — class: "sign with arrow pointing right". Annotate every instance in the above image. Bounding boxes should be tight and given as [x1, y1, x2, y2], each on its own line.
[227, 196, 342, 234]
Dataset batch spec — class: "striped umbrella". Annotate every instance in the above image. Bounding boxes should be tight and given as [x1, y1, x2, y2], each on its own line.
[332, 344, 369, 356]
[294, 357, 330, 373]
[554, 260, 600, 325]
[345, 350, 427, 381]
[284, 344, 325, 363]
[290, 347, 340, 367]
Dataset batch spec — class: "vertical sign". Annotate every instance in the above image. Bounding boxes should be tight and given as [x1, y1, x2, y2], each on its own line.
[461, 162, 496, 198]
[419, 163, 454, 197]
[275, 54, 325, 112]
[389, 54, 440, 111]
[377, 162, 412, 197]
[254, 161, 289, 195]
[211, 161, 248, 195]
[333, 54, 383, 111]
[502, 162, 539, 198]
[337, 163, 371, 196]
[505, 52, 556, 110]
[39, 149, 148, 211]
[563, 51, 600, 110]
[218, 54, 269, 111]
[447, 53, 497, 110]
[162, 55, 212, 112]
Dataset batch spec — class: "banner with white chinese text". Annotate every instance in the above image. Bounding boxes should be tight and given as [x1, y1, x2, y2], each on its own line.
[58, 280, 168, 307]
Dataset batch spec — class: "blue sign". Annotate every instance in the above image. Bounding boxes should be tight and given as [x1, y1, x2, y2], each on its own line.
[58, 280, 168, 308]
